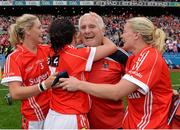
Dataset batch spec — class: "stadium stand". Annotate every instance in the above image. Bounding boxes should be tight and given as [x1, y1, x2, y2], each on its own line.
[163, 52, 180, 69]
[0, 0, 179, 69]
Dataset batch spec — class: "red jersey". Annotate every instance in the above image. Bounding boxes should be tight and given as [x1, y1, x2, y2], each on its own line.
[49, 45, 96, 114]
[1, 44, 51, 121]
[122, 46, 173, 129]
[88, 49, 128, 129]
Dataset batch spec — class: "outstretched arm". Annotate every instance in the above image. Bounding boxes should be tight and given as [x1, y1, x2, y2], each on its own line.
[59, 76, 138, 101]
[93, 37, 117, 61]
[8, 74, 57, 100]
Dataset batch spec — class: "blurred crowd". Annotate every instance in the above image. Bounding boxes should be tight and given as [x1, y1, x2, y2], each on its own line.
[124, 0, 179, 1]
[0, 0, 178, 2]
[0, 12, 180, 55]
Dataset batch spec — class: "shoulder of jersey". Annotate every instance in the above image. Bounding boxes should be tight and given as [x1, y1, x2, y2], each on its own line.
[108, 47, 129, 65]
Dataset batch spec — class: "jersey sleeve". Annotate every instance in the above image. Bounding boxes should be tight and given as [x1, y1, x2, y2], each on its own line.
[1, 55, 22, 85]
[122, 49, 161, 95]
[67, 46, 96, 72]
[108, 48, 129, 66]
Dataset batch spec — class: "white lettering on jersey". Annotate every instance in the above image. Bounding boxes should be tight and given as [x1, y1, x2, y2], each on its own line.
[132, 51, 149, 71]
[29, 72, 49, 85]
[129, 70, 142, 78]
[128, 92, 141, 99]
[39, 62, 44, 70]
[25, 66, 33, 72]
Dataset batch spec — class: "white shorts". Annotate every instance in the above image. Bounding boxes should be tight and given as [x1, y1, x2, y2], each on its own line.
[22, 117, 44, 129]
[44, 109, 89, 129]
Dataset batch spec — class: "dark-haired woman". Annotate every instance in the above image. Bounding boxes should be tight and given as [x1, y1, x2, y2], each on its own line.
[43, 17, 117, 129]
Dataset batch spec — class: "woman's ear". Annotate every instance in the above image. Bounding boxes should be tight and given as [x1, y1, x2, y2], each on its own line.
[134, 32, 141, 40]
[24, 29, 31, 37]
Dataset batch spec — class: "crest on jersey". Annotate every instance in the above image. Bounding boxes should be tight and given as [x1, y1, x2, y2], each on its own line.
[102, 61, 109, 69]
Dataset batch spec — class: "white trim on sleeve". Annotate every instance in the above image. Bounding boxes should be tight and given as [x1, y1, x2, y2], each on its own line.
[1, 76, 22, 86]
[85, 47, 96, 71]
[122, 74, 149, 95]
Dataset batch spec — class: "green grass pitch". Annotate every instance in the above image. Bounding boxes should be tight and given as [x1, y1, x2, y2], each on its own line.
[0, 71, 179, 129]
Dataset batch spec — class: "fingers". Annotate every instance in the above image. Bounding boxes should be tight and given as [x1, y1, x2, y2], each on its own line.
[61, 85, 75, 92]
[52, 78, 67, 88]
[53, 77, 78, 92]
[59, 76, 75, 82]
[59, 78, 67, 82]
[59, 82, 70, 91]
[59, 80, 67, 87]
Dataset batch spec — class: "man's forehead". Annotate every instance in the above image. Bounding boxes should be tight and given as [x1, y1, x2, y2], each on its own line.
[82, 15, 97, 21]
[80, 16, 98, 25]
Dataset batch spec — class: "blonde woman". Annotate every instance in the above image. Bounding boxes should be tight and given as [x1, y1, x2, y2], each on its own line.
[59, 17, 173, 129]
[1, 14, 56, 129]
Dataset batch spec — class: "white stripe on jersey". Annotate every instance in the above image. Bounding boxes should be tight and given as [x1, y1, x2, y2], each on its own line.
[5, 53, 10, 75]
[137, 91, 153, 129]
[140, 92, 153, 129]
[4, 49, 20, 75]
[122, 106, 128, 125]
[29, 97, 42, 120]
[147, 49, 158, 84]
[29, 97, 45, 120]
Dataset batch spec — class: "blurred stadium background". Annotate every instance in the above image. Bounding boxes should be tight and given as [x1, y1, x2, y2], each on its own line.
[0, 0, 179, 128]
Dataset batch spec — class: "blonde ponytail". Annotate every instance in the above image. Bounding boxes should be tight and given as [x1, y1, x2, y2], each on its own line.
[9, 24, 21, 47]
[152, 28, 166, 53]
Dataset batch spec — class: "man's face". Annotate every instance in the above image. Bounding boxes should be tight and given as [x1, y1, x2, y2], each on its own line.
[79, 15, 104, 47]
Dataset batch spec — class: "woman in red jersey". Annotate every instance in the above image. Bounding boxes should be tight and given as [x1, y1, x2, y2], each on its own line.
[43, 16, 117, 129]
[1, 14, 56, 129]
[59, 17, 173, 129]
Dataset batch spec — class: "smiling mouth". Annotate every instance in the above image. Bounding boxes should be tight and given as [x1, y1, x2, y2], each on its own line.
[85, 36, 95, 40]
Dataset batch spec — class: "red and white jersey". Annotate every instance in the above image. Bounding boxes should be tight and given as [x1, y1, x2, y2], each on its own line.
[88, 49, 128, 129]
[88, 58, 124, 128]
[49, 45, 96, 114]
[1, 44, 51, 121]
[122, 46, 173, 129]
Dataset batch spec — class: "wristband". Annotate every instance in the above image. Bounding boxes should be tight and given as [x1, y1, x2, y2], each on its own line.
[41, 81, 48, 90]
[38, 83, 44, 92]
